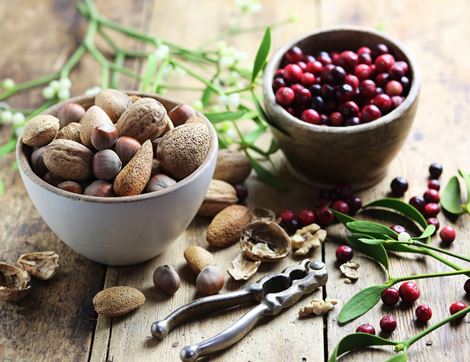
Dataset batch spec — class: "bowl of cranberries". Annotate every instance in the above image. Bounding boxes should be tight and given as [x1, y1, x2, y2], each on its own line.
[263, 27, 420, 189]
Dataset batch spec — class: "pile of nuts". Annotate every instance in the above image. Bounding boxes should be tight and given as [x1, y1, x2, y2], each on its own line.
[273, 44, 411, 126]
[23, 89, 210, 197]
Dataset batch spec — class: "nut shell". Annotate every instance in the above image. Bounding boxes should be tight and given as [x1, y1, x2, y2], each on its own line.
[0, 262, 31, 301]
[116, 98, 169, 143]
[206, 205, 251, 248]
[157, 123, 210, 180]
[153, 265, 180, 296]
[113, 140, 153, 196]
[23, 115, 60, 147]
[16, 251, 59, 280]
[42, 139, 93, 181]
[56, 122, 81, 143]
[184, 246, 215, 274]
[93, 149, 122, 180]
[198, 179, 238, 217]
[80, 105, 115, 148]
[214, 149, 252, 184]
[196, 266, 224, 296]
[56, 102, 86, 128]
[93, 286, 145, 317]
[95, 89, 132, 122]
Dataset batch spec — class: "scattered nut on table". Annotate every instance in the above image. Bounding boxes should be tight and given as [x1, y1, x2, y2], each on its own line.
[298, 299, 338, 317]
[93, 286, 145, 317]
[340, 261, 360, 282]
[0, 262, 31, 301]
[153, 265, 180, 296]
[196, 266, 225, 296]
[206, 205, 251, 248]
[198, 179, 238, 217]
[184, 245, 215, 274]
[16, 251, 59, 280]
[291, 223, 327, 256]
[227, 253, 261, 281]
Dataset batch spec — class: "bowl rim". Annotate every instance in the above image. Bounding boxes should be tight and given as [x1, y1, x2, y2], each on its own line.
[263, 26, 421, 135]
[16, 91, 218, 204]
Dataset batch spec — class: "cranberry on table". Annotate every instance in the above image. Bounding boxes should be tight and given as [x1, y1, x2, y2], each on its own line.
[429, 162, 443, 179]
[423, 203, 440, 217]
[449, 302, 468, 316]
[356, 323, 376, 335]
[381, 288, 400, 306]
[234, 184, 248, 201]
[379, 315, 397, 333]
[331, 200, 350, 214]
[279, 208, 296, 223]
[415, 304, 433, 322]
[348, 196, 363, 213]
[439, 225, 456, 244]
[361, 104, 381, 122]
[399, 281, 420, 303]
[390, 224, 406, 234]
[284, 63, 303, 83]
[275, 87, 295, 106]
[426, 217, 440, 232]
[316, 206, 334, 226]
[464, 279, 470, 294]
[298, 209, 316, 226]
[301, 109, 321, 124]
[336, 245, 353, 263]
[285, 46, 304, 63]
[390, 177, 409, 196]
[423, 189, 440, 203]
[359, 79, 377, 98]
[427, 179, 440, 191]
[409, 195, 426, 211]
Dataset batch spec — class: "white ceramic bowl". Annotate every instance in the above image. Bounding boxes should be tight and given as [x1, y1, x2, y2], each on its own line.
[16, 92, 218, 265]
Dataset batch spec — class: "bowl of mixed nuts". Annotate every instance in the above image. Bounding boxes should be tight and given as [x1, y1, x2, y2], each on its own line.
[16, 90, 218, 265]
[263, 27, 421, 189]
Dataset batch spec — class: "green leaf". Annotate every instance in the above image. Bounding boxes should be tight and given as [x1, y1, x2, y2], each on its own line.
[364, 198, 428, 229]
[358, 238, 387, 245]
[266, 138, 279, 155]
[347, 234, 389, 270]
[247, 154, 287, 190]
[441, 175, 463, 215]
[458, 169, 470, 196]
[413, 224, 436, 240]
[346, 220, 398, 239]
[328, 333, 397, 362]
[140, 52, 158, 92]
[384, 242, 417, 253]
[250, 90, 288, 136]
[338, 284, 389, 324]
[386, 353, 408, 362]
[204, 110, 247, 123]
[201, 85, 213, 108]
[0, 138, 17, 158]
[330, 208, 357, 224]
[251, 27, 271, 83]
[244, 125, 267, 144]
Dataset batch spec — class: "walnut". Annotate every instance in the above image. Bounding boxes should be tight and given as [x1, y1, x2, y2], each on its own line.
[340, 261, 360, 282]
[0, 262, 31, 301]
[299, 298, 338, 317]
[16, 251, 59, 280]
[227, 253, 261, 281]
[291, 223, 327, 256]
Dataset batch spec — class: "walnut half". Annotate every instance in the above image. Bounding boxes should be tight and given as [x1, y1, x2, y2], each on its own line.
[291, 223, 327, 256]
[17, 251, 59, 280]
[299, 298, 338, 317]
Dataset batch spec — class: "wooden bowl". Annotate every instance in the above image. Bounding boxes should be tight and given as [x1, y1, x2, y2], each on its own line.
[16, 92, 218, 265]
[263, 27, 420, 189]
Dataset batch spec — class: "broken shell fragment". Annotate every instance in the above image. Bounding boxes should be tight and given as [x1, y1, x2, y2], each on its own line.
[0, 262, 31, 301]
[298, 299, 338, 317]
[340, 261, 360, 282]
[250, 208, 277, 222]
[240, 221, 291, 262]
[16, 251, 59, 280]
[291, 223, 327, 256]
[227, 253, 261, 281]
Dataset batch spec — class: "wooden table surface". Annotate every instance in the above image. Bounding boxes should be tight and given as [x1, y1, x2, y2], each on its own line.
[1, 1, 469, 361]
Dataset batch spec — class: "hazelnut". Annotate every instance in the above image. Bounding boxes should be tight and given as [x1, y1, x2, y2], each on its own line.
[145, 174, 176, 193]
[196, 266, 224, 296]
[168, 104, 196, 126]
[42, 172, 62, 186]
[57, 181, 83, 194]
[84, 180, 115, 197]
[91, 125, 118, 150]
[153, 265, 180, 296]
[114, 136, 141, 165]
[31, 147, 47, 177]
[151, 159, 161, 176]
[93, 149, 122, 180]
[56, 102, 86, 128]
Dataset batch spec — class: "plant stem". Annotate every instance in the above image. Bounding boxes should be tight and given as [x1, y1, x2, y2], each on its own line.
[169, 60, 223, 94]
[110, 51, 125, 88]
[61, 45, 87, 78]
[422, 249, 470, 276]
[388, 240, 470, 263]
[0, 72, 59, 101]
[391, 268, 470, 284]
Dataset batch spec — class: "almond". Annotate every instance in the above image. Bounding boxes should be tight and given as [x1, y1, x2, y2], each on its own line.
[22, 115, 60, 147]
[116, 98, 169, 143]
[93, 286, 145, 317]
[157, 123, 210, 180]
[95, 89, 132, 122]
[42, 139, 93, 181]
[56, 122, 81, 143]
[206, 205, 251, 248]
[113, 140, 153, 196]
[214, 149, 252, 184]
[198, 179, 238, 217]
[184, 245, 215, 274]
[80, 105, 115, 148]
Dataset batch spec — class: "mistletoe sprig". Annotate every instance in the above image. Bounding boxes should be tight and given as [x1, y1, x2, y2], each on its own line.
[442, 169, 470, 215]
[0, 0, 296, 192]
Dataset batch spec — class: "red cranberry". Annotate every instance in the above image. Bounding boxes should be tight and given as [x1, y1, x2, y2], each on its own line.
[357, 46, 371, 55]
[429, 163, 443, 179]
[285, 46, 304, 63]
[423, 189, 440, 203]
[375, 54, 395, 72]
[399, 282, 420, 303]
[275, 87, 295, 106]
[317, 51, 332, 65]
[348, 196, 362, 213]
[336, 84, 355, 102]
[339, 50, 359, 71]
[381, 288, 400, 306]
[329, 112, 344, 127]
[234, 184, 248, 201]
[358, 52, 372, 65]
[390, 224, 406, 234]
[321, 84, 335, 100]
[372, 43, 389, 57]
[304, 54, 316, 63]
[361, 104, 382, 122]
[390, 177, 409, 196]
[375, 72, 390, 87]
[298, 209, 316, 226]
[297, 61, 307, 71]
[409, 196, 426, 211]
[336, 245, 354, 263]
[391, 95, 404, 108]
[389, 62, 407, 79]
[331, 52, 341, 65]
[415, 304, 433, 322]
[295, 87, 312, 105]
[345, 117, 361, 126]
[345, 74, 359, 89]
[427, 179, 440, 191]
[327, 66, 346, 85]
[280, 208, 295, 223]
[316, 206, 334, 226]
[309, 84, 322, 96]
[356, 323, 376, 335]
[320, 114, 328, 125]
[385, 80, 403, 96]
[464, 279, 470, 294]
[321, 64, 335, 80]
[440, 225, 456, 244]
[372, 94, 392, 112]
[272, 77, 286, 91]
[284, 64, 303, 83]
[275, 68, 285, 77]
[380, 315, 397, 333]
[284, 217, 301, 234]
[359, 79, 377, 98]
[301, 72, 315, 86]
[311, 96, 326, 112]
[423, 203, 440, 217]
[291, 83, 304, 94]
[400, 76, 410, 91]
[449, 302, 468, 316]
[427, 217, 440, 233]
[355, 64, 371, 80]
[331, 200, 350, 214]
[307, 60, 323, 75]
[340, 101, 360, 118]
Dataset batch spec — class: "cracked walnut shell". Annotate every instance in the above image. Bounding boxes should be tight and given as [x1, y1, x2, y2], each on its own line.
[227, 253, 261, 281]
[291, 223, 327, 256]
[0, 262, 31, 301]
[16, 251, 59, 280]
